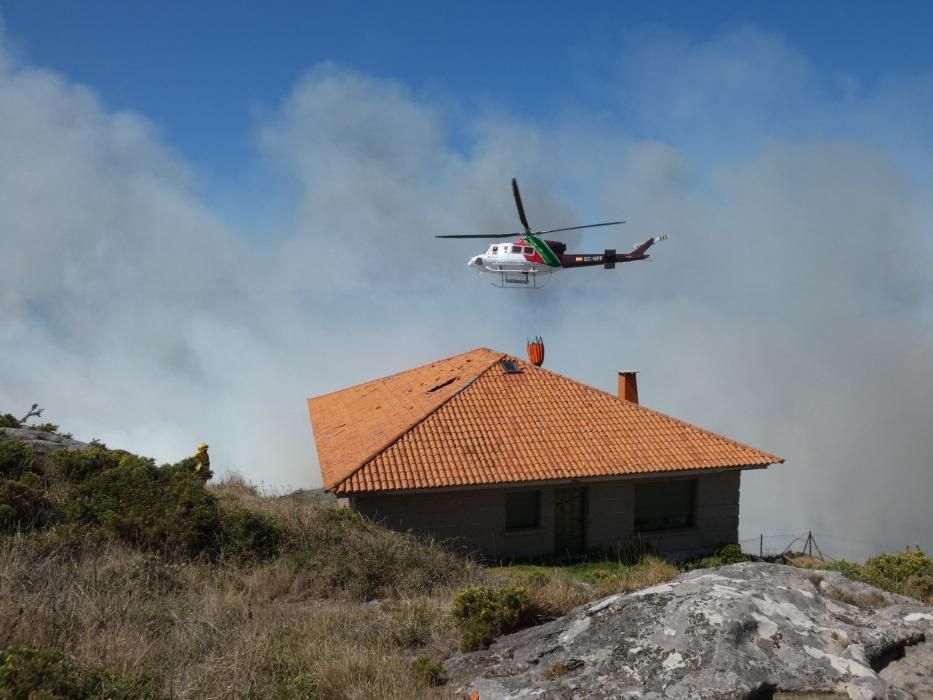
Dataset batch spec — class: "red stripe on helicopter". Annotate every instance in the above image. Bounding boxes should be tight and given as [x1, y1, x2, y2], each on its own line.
[516, 238, 546, 265]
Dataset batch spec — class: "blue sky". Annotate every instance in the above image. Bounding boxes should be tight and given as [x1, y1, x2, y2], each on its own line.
[1, 3, 932, 559]
[5, 1, 933, 183]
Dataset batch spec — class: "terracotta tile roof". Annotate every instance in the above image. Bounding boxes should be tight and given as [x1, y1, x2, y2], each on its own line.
[308, 348, 504, 490]
[307, 348, 783, 494]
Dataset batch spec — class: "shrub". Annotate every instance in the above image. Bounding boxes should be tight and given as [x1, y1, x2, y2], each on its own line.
[0, 413, 19, 428]
[691, 543, 750, 569]
[821, 549, 933, 604]
[51, 448, 150, 483]
[70, 460, 222, 558]
[0, 644, 87, 698]
[716, 544, 749, 564]
[0, 474, 57, 532]
[19, 523, 92, 559]
[823, 558, 862, 580]
[219, 507, 282, 562]
[174, 455, 213, 482]
[0, 644, 161, 699]
[0, 437, 41, 480]
[410, 656, 447, 687]
[860, 549, 932, 589]
[452, 585, 532, 651]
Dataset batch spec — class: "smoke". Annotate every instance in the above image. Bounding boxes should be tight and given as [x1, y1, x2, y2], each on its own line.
[0, 26, 930, 560]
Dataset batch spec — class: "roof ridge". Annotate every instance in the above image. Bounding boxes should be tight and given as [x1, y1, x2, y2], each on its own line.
[510, 354, 783, 464]
[329, 351, 506, 491]
[310, 347, 497, 402]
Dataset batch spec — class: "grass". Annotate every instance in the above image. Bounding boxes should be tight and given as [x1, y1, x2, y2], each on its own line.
[490, 556, 681, 607]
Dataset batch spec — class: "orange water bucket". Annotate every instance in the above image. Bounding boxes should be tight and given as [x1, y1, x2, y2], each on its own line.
[526, 336, 545, 367]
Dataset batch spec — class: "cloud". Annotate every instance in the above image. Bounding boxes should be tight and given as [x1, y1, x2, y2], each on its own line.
[0, 26, 930, 559]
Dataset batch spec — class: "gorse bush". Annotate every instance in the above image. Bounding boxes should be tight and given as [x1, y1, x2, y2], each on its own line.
[0, 438, 40, 480]
[0, 644, 161, 699]
[0, 414, 20, 429]
[0, 474, 56, 533]
[218, 506, 282, 561]
[691, 543, 750, 570]
[861, 549, 931, 585]
[0, 644, 90, 699]
[2, 426, 475, 585]
[71, 460, 222, 559]
[51, 447, 151, 483]
[0, 432, 281, 562]
[715, 543, 748, 564]
[452, 585, 533, 651]
[823, 548, 933, 603]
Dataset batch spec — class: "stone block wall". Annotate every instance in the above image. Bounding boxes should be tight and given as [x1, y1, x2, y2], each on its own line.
[350, 470, 743, 561]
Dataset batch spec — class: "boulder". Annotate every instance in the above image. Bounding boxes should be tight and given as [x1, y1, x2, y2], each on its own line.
[0, 427, 92, 453]
[445, 562, 932, 699]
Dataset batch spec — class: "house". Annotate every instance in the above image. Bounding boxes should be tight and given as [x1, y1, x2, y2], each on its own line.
[307, 348, 782, 561]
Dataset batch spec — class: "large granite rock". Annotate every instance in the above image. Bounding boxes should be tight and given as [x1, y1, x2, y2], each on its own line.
[0, 427, 92, 453]
[445, 562, 932, 699]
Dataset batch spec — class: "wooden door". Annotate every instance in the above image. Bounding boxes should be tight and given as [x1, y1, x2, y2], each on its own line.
[554, 487, 586, 557]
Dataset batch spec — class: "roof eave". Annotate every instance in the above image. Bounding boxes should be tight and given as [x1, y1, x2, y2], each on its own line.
[331, 462, 776, 496]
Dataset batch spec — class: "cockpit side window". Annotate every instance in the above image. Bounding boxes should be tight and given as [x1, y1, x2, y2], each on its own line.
[511, 245, 522, 254]
[524, 246, 533, 255]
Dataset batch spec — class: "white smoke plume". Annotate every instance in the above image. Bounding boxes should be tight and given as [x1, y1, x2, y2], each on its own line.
[0, 26, 930, 559]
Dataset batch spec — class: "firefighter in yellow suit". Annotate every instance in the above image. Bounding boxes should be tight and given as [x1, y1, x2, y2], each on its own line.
[194, 443, 210, 473]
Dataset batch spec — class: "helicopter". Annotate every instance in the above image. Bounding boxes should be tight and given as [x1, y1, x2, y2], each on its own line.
[437, 179, 667, 288]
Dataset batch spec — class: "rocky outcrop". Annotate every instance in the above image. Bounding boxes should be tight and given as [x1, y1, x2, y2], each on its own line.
[0, 427, 92, 453]
[445, 563, 932, 699]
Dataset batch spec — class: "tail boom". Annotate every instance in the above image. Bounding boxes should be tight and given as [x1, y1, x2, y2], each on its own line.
[559, 235, 668, 269]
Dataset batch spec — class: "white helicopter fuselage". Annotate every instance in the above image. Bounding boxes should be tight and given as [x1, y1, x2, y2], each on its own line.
[468, 241, 554, 276]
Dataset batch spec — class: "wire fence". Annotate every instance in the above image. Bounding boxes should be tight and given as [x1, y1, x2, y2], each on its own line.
[737, 529, 931, 563]
[737, 531, 837, 562]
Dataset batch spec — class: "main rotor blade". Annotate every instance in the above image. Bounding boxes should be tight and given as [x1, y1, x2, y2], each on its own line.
[435, 233, 517, 239]
[512, 178, 531, 233]
[534, 221, 625, 235]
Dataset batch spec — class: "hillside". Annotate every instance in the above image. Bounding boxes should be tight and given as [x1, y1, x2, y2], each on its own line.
[1, 418, 930, 698]
[0, 422, 484, 697]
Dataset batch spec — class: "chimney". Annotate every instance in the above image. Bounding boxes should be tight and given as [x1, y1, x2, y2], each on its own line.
[618, 371, 639, 403]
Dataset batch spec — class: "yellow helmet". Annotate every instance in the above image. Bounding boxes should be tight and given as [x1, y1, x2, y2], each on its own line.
[197, 443, 208, 450]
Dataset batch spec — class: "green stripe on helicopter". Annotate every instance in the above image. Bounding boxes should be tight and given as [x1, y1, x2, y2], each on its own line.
[526, 235, 562, 267]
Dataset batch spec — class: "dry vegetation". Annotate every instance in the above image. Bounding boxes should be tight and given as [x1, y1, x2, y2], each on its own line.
[0, 435, 681, 699]
[0, 472, 481, 698]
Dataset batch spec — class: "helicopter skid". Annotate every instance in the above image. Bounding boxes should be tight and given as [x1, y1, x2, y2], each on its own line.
[487, 267, 553, 289]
